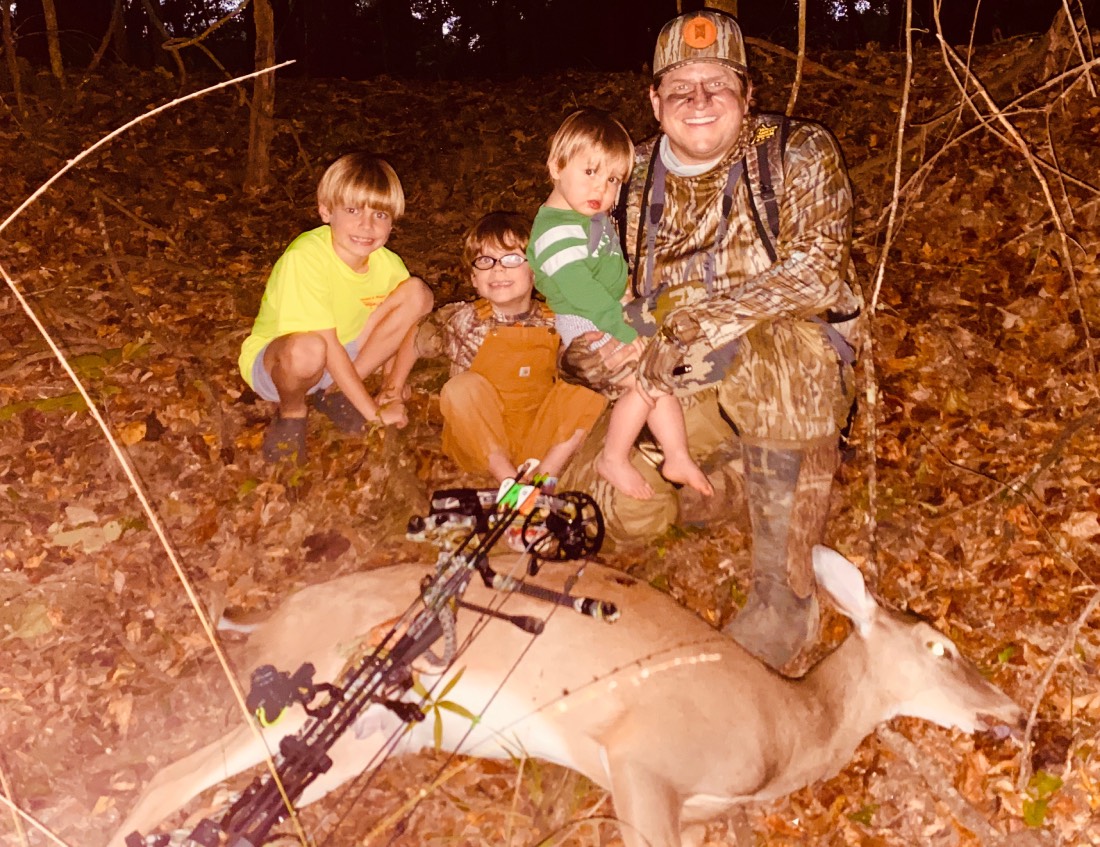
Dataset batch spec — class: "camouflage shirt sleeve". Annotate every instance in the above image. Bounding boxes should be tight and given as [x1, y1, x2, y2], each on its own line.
[625, 121, 854, 352]
[687, 121, 853, 350]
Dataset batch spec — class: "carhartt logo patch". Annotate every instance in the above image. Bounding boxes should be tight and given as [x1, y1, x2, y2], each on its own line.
[518, 366, 531, 377]
[683, 16, 718, 49]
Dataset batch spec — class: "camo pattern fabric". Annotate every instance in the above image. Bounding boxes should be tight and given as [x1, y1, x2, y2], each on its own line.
[625, 116, 855, 306]
[652, 9, 748, 77]
[558, 389, 732, 544]
[558, 115, 862, 542]
[560, 319, 855, 544]
[557, 334, 640, 400]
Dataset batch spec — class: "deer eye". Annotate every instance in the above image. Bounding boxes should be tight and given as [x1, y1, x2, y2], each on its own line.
[928, 640, 947, 658]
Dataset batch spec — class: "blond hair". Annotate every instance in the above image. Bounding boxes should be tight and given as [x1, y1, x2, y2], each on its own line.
[317, 152, 405, 218]
[547, 109, 634, 180]
[462, 211, 530, 269]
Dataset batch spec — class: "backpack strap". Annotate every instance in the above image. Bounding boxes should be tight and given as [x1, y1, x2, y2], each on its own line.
[746, 114, 790, 264]
[630, 139, 662, 300]
[636, 138, 743, 301]
[586, 212, 618, 256]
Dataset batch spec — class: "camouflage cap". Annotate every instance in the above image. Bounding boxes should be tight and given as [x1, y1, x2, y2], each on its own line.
[653, 9, 747, 79]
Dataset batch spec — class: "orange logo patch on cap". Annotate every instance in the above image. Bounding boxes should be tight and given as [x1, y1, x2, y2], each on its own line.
[682, 16, 718, 49]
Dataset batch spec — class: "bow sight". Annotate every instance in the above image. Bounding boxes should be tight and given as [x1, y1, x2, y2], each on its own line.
[407, 485, 604, 570]
[125, 464, 615, 847]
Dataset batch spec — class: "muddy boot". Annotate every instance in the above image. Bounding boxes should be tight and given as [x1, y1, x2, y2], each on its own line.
[723, 435, 838, 670]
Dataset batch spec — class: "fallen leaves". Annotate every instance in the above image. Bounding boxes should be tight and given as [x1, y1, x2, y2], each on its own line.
[1, 27, 1099, 847]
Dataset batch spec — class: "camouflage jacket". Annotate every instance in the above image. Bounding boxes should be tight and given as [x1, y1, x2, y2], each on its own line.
[623, 114, 863, 353]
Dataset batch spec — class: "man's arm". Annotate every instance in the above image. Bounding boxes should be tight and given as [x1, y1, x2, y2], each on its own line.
[674, 122, 854, 351]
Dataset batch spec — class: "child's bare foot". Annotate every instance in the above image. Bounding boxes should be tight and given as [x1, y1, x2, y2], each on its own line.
[597, 452, 654, 500]
[661, 454, 714, 497]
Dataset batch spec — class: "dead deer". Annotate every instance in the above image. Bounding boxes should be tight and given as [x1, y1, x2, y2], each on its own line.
[108, 546, 1024, 847]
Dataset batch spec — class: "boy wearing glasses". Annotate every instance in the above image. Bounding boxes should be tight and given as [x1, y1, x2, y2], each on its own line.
[529, 109, 713, 501]
[414, 211, 606, 484]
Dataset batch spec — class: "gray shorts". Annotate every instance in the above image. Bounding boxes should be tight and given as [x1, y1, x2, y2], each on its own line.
[249, 339, 360, 402]
[554, 314, 613, 349]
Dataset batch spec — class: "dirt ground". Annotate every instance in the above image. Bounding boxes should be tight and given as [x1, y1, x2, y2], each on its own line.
[2, 23, 1099, 847]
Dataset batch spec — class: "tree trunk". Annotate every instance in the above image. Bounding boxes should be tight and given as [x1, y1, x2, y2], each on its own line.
[88, 0, 124, 73]
[708, 0, 738, 17]
[785, 0, 806, 115]
[243, 0, 276, 194]
[2, 1, 24, 113]
[40, 0, 65, 87]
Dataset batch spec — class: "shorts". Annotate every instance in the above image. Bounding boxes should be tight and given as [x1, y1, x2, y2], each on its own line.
[554, 314, 613, 350]
[249, 339, 361, 402]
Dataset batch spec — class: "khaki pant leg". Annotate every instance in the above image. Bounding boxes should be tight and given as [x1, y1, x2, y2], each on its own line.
[718, 319, 854, 441]
[558, 389, 733, 545]
[439, 372, 509, 475]
[520, 382, 608, 463]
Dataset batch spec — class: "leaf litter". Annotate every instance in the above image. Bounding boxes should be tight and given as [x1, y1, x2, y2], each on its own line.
[1, 30, 1099, 847]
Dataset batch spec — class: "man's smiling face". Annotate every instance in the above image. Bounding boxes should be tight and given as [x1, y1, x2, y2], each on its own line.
[649, 63, 752, 167]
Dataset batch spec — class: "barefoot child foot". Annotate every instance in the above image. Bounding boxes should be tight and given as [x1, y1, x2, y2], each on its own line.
[597, 451, 654, 500]
[660, 451, 714, 497]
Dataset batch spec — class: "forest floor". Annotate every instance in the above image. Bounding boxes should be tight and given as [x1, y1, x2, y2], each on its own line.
[2, 22, 1100, 847]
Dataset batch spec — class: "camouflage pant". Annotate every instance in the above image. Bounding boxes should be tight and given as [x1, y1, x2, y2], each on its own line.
[558, 317, 855, 544]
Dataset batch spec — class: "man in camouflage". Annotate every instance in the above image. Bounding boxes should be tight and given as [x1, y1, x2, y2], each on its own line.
[558, 8, 862, 669]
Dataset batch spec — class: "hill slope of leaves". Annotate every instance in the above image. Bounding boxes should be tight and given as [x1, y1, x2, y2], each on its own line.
[1, 23, 1098, 847]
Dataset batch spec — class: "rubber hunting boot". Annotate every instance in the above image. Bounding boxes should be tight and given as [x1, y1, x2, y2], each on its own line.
[723, 435, 838, 670]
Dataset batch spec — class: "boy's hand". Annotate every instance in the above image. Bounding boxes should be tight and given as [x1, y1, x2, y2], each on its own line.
[378, 402, 408, 429]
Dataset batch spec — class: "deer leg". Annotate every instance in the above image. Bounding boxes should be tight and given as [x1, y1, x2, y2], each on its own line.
[600, 740, 683, 847]
[723, 435, 838, 669]
[108, 720, 295, 847]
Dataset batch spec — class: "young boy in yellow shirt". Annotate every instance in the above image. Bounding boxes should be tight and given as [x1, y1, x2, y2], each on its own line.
[239, 153, 433, 463]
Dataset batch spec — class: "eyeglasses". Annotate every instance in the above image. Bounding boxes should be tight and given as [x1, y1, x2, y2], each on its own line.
[472, 253, 527, 270]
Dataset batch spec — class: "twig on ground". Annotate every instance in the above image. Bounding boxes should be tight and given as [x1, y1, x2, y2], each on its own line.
[0, 61, 294, 239]
[0, 756, 28, 847]
[925, 399, 1100, 527]
[933, 0, 1097, 381]
[0, 791, 68, 847]
[1017, 587, 1100, 791]
[0, 61, 308, 847]
[862, 0, 915, 574]
[92, 189, 178, 248]
[879, 726, 1002, 843]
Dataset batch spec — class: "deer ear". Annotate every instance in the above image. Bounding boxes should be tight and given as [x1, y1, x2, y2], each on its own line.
[813, 546, 877, 637]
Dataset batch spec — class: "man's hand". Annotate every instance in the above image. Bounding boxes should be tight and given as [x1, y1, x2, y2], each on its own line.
[661, 308, 705, 346]
[638, 307, 703, 396]
[559, 332, 641, 395]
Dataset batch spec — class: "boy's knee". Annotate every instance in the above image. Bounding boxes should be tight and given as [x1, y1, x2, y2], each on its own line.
[402, 276, 434, 317]
[440, 371, 496, 411]
[279, 333, 327, 377]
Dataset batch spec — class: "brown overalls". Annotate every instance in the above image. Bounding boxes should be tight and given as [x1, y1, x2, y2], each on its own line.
[440, 322, 606, 474]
